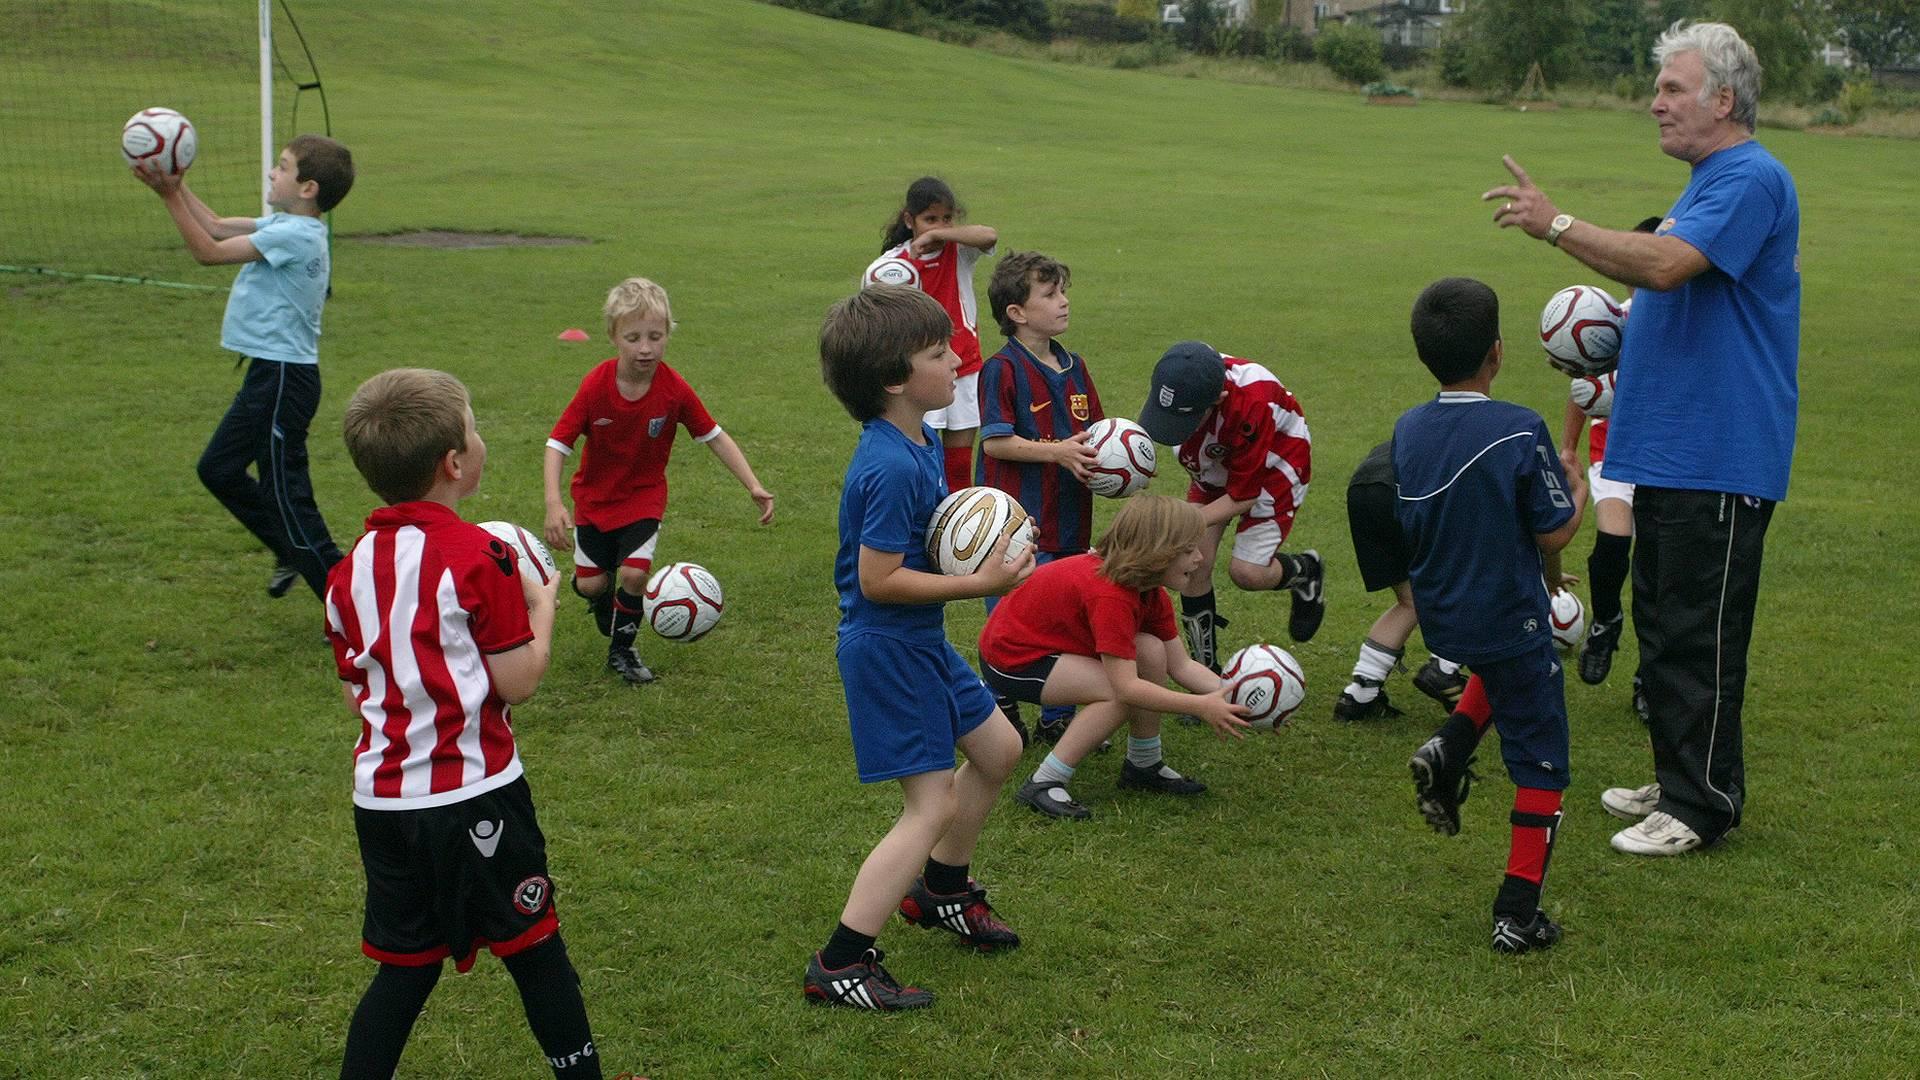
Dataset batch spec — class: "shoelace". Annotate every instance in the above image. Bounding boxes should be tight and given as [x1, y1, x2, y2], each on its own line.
[860, 948, 904, 992]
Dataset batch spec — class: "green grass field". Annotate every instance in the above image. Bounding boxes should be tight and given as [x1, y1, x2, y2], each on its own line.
[4, 1, 1918, 1075]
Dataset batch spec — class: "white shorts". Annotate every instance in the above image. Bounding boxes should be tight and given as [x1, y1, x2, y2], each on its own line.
[925, 371, 981, 432]
[1229, 517, 1285, 567]
[1589, 462, 1635, 508]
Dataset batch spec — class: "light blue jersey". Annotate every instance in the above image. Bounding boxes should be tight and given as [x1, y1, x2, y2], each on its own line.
[221, 213, 330, 364]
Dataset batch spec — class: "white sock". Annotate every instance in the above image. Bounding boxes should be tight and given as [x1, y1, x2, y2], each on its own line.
[1344, 637, 1403, 700]
[1434, 656, 1461, 676]
[1031, 752, 1075, 786]
[1126, 736, 1163, 769]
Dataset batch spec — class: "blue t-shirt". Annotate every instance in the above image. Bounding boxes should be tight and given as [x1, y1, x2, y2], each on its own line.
[221, 213, 330, 364]
[836, 419, 949, 640]
[1607, 140, 1800, 502]
[1393, 393, 1573, 665]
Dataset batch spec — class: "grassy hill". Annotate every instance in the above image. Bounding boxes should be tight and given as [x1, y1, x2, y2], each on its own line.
[2, 1, 1916, 1075]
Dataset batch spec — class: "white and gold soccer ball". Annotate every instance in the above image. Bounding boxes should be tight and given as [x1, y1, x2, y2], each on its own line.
[1083, 418, 1158, 499]
[122, 107, 197, 174]
[1221, 643, 1307, 731]
[925, 486, 1034, 576]
[644, 562, 724, 642]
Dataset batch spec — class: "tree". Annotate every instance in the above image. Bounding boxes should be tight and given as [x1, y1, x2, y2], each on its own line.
[1828, 0, 1918, 71]
[1585, 0, 1658, 78]
[1314, 19, 1385, 84]
[1178, 0, 1226, 53]
[1447, 0, 1589, 93]
[1703, 0, 1828, 102]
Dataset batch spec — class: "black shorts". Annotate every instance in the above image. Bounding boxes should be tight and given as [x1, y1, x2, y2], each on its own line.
[1347, 482, 1414, 594]
[980, 655, 1059, 705]
[355, 776, 560, 972]
[573, 518, 660, 580]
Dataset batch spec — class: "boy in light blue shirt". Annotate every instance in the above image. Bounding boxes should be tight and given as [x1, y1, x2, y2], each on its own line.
[135, 134, 355, 603]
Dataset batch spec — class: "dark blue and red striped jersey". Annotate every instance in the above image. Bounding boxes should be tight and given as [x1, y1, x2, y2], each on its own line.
[975, 338, 1104, 554]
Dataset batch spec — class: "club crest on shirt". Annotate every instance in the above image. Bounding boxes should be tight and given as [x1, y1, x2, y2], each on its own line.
[1658, 218, 1676, 235]
[1206, 444, 1228, 460]
[647, 417, 666, 438]
[514, 875, 551, 915]
[1069, 393, 1090, 422]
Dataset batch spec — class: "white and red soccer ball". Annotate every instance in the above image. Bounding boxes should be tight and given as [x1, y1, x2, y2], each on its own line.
[644, 562, 724, 642]
[1569, 370, 1616, 419]
[864, 257, 920, 290]
[1539, 285, 1625, 377]
[1083, 418, 1158, 498]
[122, 107, 197, 175]
[1221, 643, 1307, 731]
[477, 521, 558, 587]
[1549, 589, 1586, 653]
[925, 486, 1035, 576]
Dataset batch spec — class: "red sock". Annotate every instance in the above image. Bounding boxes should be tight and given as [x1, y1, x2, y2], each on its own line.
[1504, 787, 1564, 885]
[1458, 673, 1491, 733]
[943, 445, 974, 493]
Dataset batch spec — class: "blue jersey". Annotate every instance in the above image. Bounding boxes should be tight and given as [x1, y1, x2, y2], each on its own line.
[836, 419, 949, 640]
[1393, 393, 1573, 665]
[975, 338, 1103, 554]
[1608, 140, 1800, 502]
[222, 213, 330, 364]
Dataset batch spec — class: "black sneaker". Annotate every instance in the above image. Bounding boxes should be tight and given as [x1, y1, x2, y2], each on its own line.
[1632, 674, 1650, 725]
[1579, 615, 1623, 685]
[267, 564, 299, 599]
[587, 590, 614, 638]
[1332, 688, 1402, 723]
[1285, 551, 1326, 643]
[1035, 716, 1067, 745]
[1491, 910, 1563, 955]
[607, 647, 656, 684]
[1014, 779, 1091, 820]
[803, 948, 934, 1011]
[1117, 759, 1206, 795]
[1409, 733, 1477, 836]
[899, 877, 1020, 952]
[998, 700, 1030, 750]
[1412, 658, 1467, 711]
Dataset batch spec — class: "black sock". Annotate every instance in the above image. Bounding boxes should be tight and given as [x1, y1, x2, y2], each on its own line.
[1437, 711, 1481, 753]
[608, 590, 645, 657]
[340, 961, 442, 1079]
[1179, 591, 1220, 669]
[821, 922, 877, 971]
[503, 935, 601, 1079]
[1588, 531, 1632, 626]
[1272, 552, 1306, 589]
[924, 857, 969, 896]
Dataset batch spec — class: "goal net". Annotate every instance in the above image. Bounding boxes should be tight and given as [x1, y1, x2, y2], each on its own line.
[0, 0, 325, 285]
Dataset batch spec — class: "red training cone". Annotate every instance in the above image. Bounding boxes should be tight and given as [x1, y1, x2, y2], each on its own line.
[557, 328, 590, 342]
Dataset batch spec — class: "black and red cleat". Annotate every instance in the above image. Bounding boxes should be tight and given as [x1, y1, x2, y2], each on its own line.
[802, 948, 934, 1011]
[898, 876, 1021, 952]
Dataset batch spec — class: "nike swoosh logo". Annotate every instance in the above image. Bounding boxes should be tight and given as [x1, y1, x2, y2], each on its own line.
[469, 820, 504, 858]
[1028, 401, 1051, 412]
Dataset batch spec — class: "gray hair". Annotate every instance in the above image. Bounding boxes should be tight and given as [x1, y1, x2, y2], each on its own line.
[1654, 20, 1761, 132]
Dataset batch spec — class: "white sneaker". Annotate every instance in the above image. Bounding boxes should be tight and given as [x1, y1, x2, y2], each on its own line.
[1600, 782, 1661, 821]
[1610, 811, 1703, 856]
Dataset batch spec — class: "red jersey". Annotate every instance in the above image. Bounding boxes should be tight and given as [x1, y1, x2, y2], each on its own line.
[1176, 355, 1312, 511]
[979, 552, 1178, 669]
[325, 501, 534, 811]
[1589, 417, 1609, 464]
[546, 359, 718, 529]
[866, 240, 992, 376]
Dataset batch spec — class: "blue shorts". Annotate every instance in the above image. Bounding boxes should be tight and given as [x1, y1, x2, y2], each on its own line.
[838, 630, 997, 783]
[1475, 642, 1571, 791]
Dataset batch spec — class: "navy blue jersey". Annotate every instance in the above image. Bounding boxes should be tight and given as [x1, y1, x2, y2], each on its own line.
[1392, 393, 1573, 665]
[976, 338, 1103, 554]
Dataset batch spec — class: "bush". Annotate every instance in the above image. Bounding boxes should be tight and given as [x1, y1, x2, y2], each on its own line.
[1611, 72, 1643, 101]
[1381, 42, 1423, 71]
[1112, 36, 1180, 68]
[1434, 25, 1471, 86]
[1363, 80, 1414, 97]
[927, 0, 1051, 39]
[1315, 20, 1385, 84]
[1268, 24, 1316, 62]
[1840, 78, 1876, 122]
[1051, 0, 1153, 43]
[1176, 0, 1225, 54]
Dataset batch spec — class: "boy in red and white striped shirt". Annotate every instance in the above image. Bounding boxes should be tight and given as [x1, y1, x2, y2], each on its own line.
[326, 368, 601, 1079]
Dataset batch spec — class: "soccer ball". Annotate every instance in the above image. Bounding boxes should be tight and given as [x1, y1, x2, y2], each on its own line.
[1549, 589, 1586, 653]
[925, 486, 1035, 576]
[1083, 418, 1157, 498]
[864, 256, 920, 289]
[1539, 285, 1625, 376]
[476, 521, 557, 587]
[122, 107, 197, 175]
[644, 562, 724, 642]
[1220, 643, 1307, 732]
[1569, 370, 1616, 419]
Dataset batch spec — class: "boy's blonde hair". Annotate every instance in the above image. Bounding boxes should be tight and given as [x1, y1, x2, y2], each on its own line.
[604, 277, 675, 335]
[1097, 493, 1204, 590]
[342, 368, 471, 504]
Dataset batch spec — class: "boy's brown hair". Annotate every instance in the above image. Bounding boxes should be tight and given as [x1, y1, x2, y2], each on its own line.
[820, 286, 952, 422]
[987, 250, 1071, 339]
[1097, 493, 1204, 590]
[288, 134, 355, 212]
[343, 368, 470, 504]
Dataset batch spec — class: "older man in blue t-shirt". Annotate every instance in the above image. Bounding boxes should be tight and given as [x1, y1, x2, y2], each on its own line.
[1481, 20, 1798, 857]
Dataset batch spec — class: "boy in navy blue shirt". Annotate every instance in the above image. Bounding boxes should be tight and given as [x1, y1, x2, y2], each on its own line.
[805, 286, 1034, 1010]
[1393, 278, 1586, 954]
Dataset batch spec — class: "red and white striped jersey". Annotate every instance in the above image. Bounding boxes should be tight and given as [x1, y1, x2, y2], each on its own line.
[1176, 355, 1312, 514]
[325, 501, 534, 811]
[865, 240, 993, 377]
